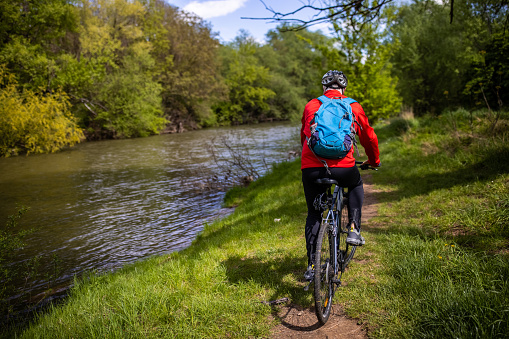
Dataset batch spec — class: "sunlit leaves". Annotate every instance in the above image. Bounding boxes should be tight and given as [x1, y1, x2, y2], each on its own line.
[0, 67, 84, 156]
[64, 0, 166, 138]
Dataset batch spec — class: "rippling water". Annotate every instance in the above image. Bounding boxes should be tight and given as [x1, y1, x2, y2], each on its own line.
[0, 122, 299, 301]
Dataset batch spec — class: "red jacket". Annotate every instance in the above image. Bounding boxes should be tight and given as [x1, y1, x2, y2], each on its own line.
[300, 89, 380, 169]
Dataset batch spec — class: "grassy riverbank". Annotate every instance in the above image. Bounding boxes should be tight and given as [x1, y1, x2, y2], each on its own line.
[11, 109, 509, 338]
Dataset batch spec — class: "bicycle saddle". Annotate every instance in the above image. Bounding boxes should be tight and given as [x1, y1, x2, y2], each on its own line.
[314, 178, 338, 185]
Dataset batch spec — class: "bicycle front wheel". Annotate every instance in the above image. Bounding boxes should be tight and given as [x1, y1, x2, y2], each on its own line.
[314, 220, 335, 324]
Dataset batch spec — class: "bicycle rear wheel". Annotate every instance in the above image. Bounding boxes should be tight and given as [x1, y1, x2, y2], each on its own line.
[314, 220, 335, 324]
[338, 199, 356, 270]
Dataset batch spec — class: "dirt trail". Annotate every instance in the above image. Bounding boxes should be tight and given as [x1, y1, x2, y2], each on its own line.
[270, 174, 381, 338]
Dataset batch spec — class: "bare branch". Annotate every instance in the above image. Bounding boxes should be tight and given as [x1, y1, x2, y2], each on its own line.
[242, 0, 395, 30]
[68, 94, 108, 116]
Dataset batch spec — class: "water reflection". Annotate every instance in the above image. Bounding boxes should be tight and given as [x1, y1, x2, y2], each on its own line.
[0, 122, 299, 299]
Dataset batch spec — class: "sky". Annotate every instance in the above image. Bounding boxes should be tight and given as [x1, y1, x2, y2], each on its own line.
[165, 0, 334, 44]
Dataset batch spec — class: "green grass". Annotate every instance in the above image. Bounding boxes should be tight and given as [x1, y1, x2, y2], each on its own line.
[10, 109, 509, 338]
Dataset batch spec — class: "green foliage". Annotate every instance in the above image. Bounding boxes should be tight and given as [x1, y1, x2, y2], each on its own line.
[391, 0, 508, 115]
[321, 7, 402, 122]
[214, 32, 276, 125]
[213, 27, 330, 125]
[0, 37, 55, 91]
[60, 0, 167, 139]
[391, 1, 475, 114]
[0, 0, 77, 48]
[0, 66, 84, 156]
[0, 0, 78, 92]
[256, 26, 329, 121]
[464, 31, 509, 110]
[93, 57, 166, 138]
[143, 0, 226, 130]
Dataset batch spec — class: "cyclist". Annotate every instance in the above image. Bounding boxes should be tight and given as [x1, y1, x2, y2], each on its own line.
[301, 70, 381, 280]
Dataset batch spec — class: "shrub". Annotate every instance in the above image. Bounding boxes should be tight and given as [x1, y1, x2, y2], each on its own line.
[0, 66, 84, 157]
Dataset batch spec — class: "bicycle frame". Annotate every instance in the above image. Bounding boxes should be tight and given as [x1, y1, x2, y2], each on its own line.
[321, 184, 344, 281]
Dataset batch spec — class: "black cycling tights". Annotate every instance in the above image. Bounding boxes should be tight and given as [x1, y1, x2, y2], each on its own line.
[302, 166, 364, 265]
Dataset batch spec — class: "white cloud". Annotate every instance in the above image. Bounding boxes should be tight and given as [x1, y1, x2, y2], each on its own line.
[183, 0, 248, 19]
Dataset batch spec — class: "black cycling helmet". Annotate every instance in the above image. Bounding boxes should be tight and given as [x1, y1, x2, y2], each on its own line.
[321, 70, 348, 89]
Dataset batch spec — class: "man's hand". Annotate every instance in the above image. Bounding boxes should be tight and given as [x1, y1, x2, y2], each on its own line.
[360, 160, 380, 170]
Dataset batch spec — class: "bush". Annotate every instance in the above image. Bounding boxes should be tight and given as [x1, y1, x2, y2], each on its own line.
[0, 66, 84, 156]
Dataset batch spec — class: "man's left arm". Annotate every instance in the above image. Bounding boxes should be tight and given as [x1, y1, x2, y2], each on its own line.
[352, 103, 380, 166]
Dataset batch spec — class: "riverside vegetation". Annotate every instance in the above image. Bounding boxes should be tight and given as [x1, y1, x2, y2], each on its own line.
[3, 108, 507, 338]
[1, 0, 506, 156]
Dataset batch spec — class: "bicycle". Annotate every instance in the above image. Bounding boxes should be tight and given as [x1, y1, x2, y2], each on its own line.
[306, 161, 377, 324]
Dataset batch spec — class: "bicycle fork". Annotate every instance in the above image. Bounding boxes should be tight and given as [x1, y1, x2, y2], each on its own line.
[330, 220, 342, 286]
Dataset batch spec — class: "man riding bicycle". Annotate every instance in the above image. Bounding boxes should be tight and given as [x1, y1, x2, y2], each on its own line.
[300, 70, 381, 280]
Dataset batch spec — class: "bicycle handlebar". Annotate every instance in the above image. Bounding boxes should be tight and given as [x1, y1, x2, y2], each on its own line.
[355, 161, 379, 171]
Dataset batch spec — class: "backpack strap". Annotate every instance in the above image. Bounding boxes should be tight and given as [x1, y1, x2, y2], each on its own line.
[308, 95, 332, 175]
[317, 95, 330, 104]
[339, 97, 361, 156]
[318, 95, 357, 105]
[341, 97, 357, 105]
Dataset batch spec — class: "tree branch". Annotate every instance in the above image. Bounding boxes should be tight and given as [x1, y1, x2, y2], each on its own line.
[242, 0, 395, 30]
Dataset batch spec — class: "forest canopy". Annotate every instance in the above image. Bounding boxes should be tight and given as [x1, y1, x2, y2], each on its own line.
[0, 0, 507, 156]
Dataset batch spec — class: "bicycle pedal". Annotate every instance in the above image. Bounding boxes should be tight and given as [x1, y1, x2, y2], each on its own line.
[303, 280, 312, 291]
[332, 278, 341, 285]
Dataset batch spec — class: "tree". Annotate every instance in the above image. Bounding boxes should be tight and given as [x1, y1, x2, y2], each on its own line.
[391, 2, 469, 114]
[317, 7, 401, 121]
[256, 25, 329, 121]
[464, 32, 509, 111]
[391, 0, 508, 114]
[246, 0, 503, 29]
[143, 0, 226, 130]
[214, 31, 275, 125]
[54, 0, 167, 139]
[0, 0, 78, 92]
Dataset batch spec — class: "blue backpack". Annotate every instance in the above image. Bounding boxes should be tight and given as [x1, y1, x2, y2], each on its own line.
[306, 95, 359, 160]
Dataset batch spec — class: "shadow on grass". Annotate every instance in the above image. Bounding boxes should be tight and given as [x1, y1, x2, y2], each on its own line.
[364, 209, 508, 253]
[181, 195, 306, 257]
[374, 146, 509, 203]
[222, 254, 324, 332]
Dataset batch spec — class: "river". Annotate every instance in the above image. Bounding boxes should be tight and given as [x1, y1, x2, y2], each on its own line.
[0, 122, 299, 306]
